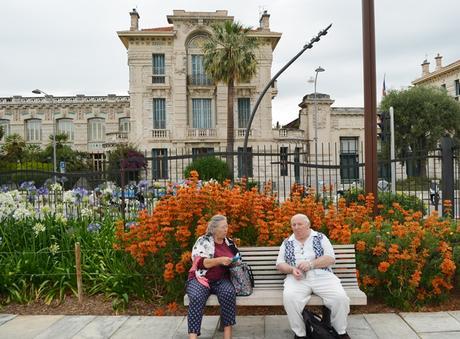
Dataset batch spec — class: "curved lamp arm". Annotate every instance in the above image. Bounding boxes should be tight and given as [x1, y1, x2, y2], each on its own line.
[241, 23, 332, 177]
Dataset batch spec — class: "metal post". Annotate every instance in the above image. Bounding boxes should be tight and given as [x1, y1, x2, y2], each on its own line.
[362, 0, 378, 212]
[441, 136, 454, 217]
[313, 67, 324, 195]
[390, 106, 396, 194]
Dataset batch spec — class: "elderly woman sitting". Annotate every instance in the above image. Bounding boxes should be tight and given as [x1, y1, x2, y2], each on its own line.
[186, 214, 239, 339]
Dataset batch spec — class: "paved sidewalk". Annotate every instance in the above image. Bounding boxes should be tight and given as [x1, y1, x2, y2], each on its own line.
[1, 312, 460, 338]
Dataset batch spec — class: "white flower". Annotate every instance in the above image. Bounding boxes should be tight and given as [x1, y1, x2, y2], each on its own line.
[49, 243, 60, 255]
[55, 213, 67, 224]
[80, 207, 92, 217]
[41, 205, 51, 215]
[50, 183, 63, 192]
[13, 207, 32, 221]
[63, 191, 75, 204]
[33, 222, 46, 236]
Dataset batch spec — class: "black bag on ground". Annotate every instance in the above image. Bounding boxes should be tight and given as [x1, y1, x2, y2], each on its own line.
[302, 307, 340, 339]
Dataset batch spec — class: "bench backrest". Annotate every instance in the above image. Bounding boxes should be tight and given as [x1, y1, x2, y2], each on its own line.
[239, 244, 358, 289]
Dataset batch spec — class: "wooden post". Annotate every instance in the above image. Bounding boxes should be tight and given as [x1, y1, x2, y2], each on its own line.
[75, 242, 83, 304]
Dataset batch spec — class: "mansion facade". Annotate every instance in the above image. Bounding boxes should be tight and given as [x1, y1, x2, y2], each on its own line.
[0, 9, 368, 188]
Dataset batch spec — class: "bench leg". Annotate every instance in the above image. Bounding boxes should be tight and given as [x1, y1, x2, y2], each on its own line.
[217, 316, 224, 332]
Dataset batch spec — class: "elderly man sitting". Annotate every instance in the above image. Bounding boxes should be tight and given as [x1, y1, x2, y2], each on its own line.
[276, 213, 350, 339]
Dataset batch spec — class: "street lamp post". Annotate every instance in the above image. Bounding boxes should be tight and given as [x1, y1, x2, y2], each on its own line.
[313, 66, 325, 196]
[32, 89, 57, 182]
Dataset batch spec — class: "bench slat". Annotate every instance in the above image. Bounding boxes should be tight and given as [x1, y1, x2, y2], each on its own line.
[184, 244, 366, 307]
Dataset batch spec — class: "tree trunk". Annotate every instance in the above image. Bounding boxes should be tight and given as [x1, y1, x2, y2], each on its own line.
[227, 79, 235, 178]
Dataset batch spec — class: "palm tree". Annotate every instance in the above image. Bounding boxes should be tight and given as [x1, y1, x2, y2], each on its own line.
[202, 20, 259, 175]
[1, 134, 26, 162]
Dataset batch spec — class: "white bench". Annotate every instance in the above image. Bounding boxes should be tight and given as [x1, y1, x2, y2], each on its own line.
[184, 244, 367, 306]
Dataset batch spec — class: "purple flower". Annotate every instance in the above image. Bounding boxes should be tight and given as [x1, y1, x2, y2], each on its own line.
[87, 223, 101, 232]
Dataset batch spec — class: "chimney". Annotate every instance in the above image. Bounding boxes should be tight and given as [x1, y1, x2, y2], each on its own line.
[421, 59, 430, 76]
[259, 10, 270, 30]
[434, 53, 443, 71]
[130, 8, 140, 31]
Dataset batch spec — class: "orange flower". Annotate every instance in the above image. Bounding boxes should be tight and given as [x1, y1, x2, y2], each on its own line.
[154, 307, 166, 316]
[409, 270, 421, 287]
[440, 258, 456, 276]
[175, 262, 185, 274]
[378, 261, 390, 272]
[355, 240, 366, 252]
[167, 302, 179, 314]
[163, 262, 175, 281]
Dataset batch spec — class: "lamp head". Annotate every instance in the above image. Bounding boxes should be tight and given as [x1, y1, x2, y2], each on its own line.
[32, 89, 42, 94]
[315, 66, 325, 73]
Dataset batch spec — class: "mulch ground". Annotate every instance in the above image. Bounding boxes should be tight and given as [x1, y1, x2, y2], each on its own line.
[1, 290, 459, 316]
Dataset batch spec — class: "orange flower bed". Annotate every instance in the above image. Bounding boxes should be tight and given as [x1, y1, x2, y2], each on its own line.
[115, 172, 458, 308]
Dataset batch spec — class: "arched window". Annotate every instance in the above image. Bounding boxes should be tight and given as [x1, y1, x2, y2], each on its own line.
[87, 118, 105, 142]
[25, 119, 42, 142]
[187, 34, 212, 86]
[0, 119, 10, 141]
[57, 118, 74, 141]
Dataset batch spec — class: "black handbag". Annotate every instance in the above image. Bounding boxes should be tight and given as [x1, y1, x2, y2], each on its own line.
[302, 307, 340, 339]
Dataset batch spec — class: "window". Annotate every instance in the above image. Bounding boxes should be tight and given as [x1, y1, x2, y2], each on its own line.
[25, 119, 42, 142]
[441, 84, 446, 90]
[192, 148, 214, 156]
[0, 119, 10, 141]
[119, 117, 130, 134]
[153, 98, 166, 129]
[192, 99, 212, 128]
[455, 79, 460, 96]
[238, 147, 253, 177]
[280, 147, 288, 176]
[152, 54, 165, 83]
[57, 118, 74, 141]
[87, 118, 105, 142]
[91, 153, 105, 172]
[152, 148, 168, 179]
[238, 98, 251, 128]
[340, 137, 359, 182]
[191, 55, 212, 85]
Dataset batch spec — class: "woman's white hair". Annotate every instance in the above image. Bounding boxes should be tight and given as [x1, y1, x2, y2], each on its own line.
[206, 214, 227, 235]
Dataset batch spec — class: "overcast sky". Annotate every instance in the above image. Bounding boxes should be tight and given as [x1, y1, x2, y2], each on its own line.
[1, 0, 458, 124]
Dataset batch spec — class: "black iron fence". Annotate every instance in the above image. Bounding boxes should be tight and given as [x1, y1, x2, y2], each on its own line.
[1, 136, 459, 218]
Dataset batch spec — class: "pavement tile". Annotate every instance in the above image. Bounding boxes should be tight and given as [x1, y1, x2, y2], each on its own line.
[172, 315, 219, 339]
[448, 311, 460, 322]
[0, 315, 63, 339]
[214, 315, 265, 339]
[34, 315, 96, 339]
[264, 315, 293, 339]
[364, 313, 418, 339]
[71, 315, 129, 339]
[400, 312, 460, 333]
[0, 314, 16, 326]
[111, 316, 183, 339]
[418, 332, 460, 339]
[346, 314, 378, 339]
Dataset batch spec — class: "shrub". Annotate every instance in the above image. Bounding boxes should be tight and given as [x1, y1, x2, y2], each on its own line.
[107, 144, 147, 185]
[184, 156, 231, 182]
[116, 179, 457, 308]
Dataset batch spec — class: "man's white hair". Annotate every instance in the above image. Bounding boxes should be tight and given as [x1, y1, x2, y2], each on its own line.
[291, 213, 310, 226]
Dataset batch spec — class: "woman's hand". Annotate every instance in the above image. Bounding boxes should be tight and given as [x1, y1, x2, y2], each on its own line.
[219, 256, 232, 266]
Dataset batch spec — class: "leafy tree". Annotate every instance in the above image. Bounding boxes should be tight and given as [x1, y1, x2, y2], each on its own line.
[107, 144, 146, 185]
[0, 133, 26, 163]
[184, 156, 231, 182]
[202, 21, 259, 175]
[42, 133, 91, 172]
[380, 86, 460, 177]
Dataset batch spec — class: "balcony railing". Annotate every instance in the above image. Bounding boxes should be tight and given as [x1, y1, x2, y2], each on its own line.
[188, 74, 213, 86]
[236, 128, 253, 138]
[276, 129, 305, 139]
[152, 129, 170, 139]
[102, 132, 128, 148]
[187, 128, 217, 138]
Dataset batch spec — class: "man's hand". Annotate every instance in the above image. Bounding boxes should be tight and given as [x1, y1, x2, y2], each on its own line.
[292, 267, 303, 280]
[297, 260, 312, 272]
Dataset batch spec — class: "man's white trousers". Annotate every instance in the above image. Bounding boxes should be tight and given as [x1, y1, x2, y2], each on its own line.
[283, 271, 350, 336]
